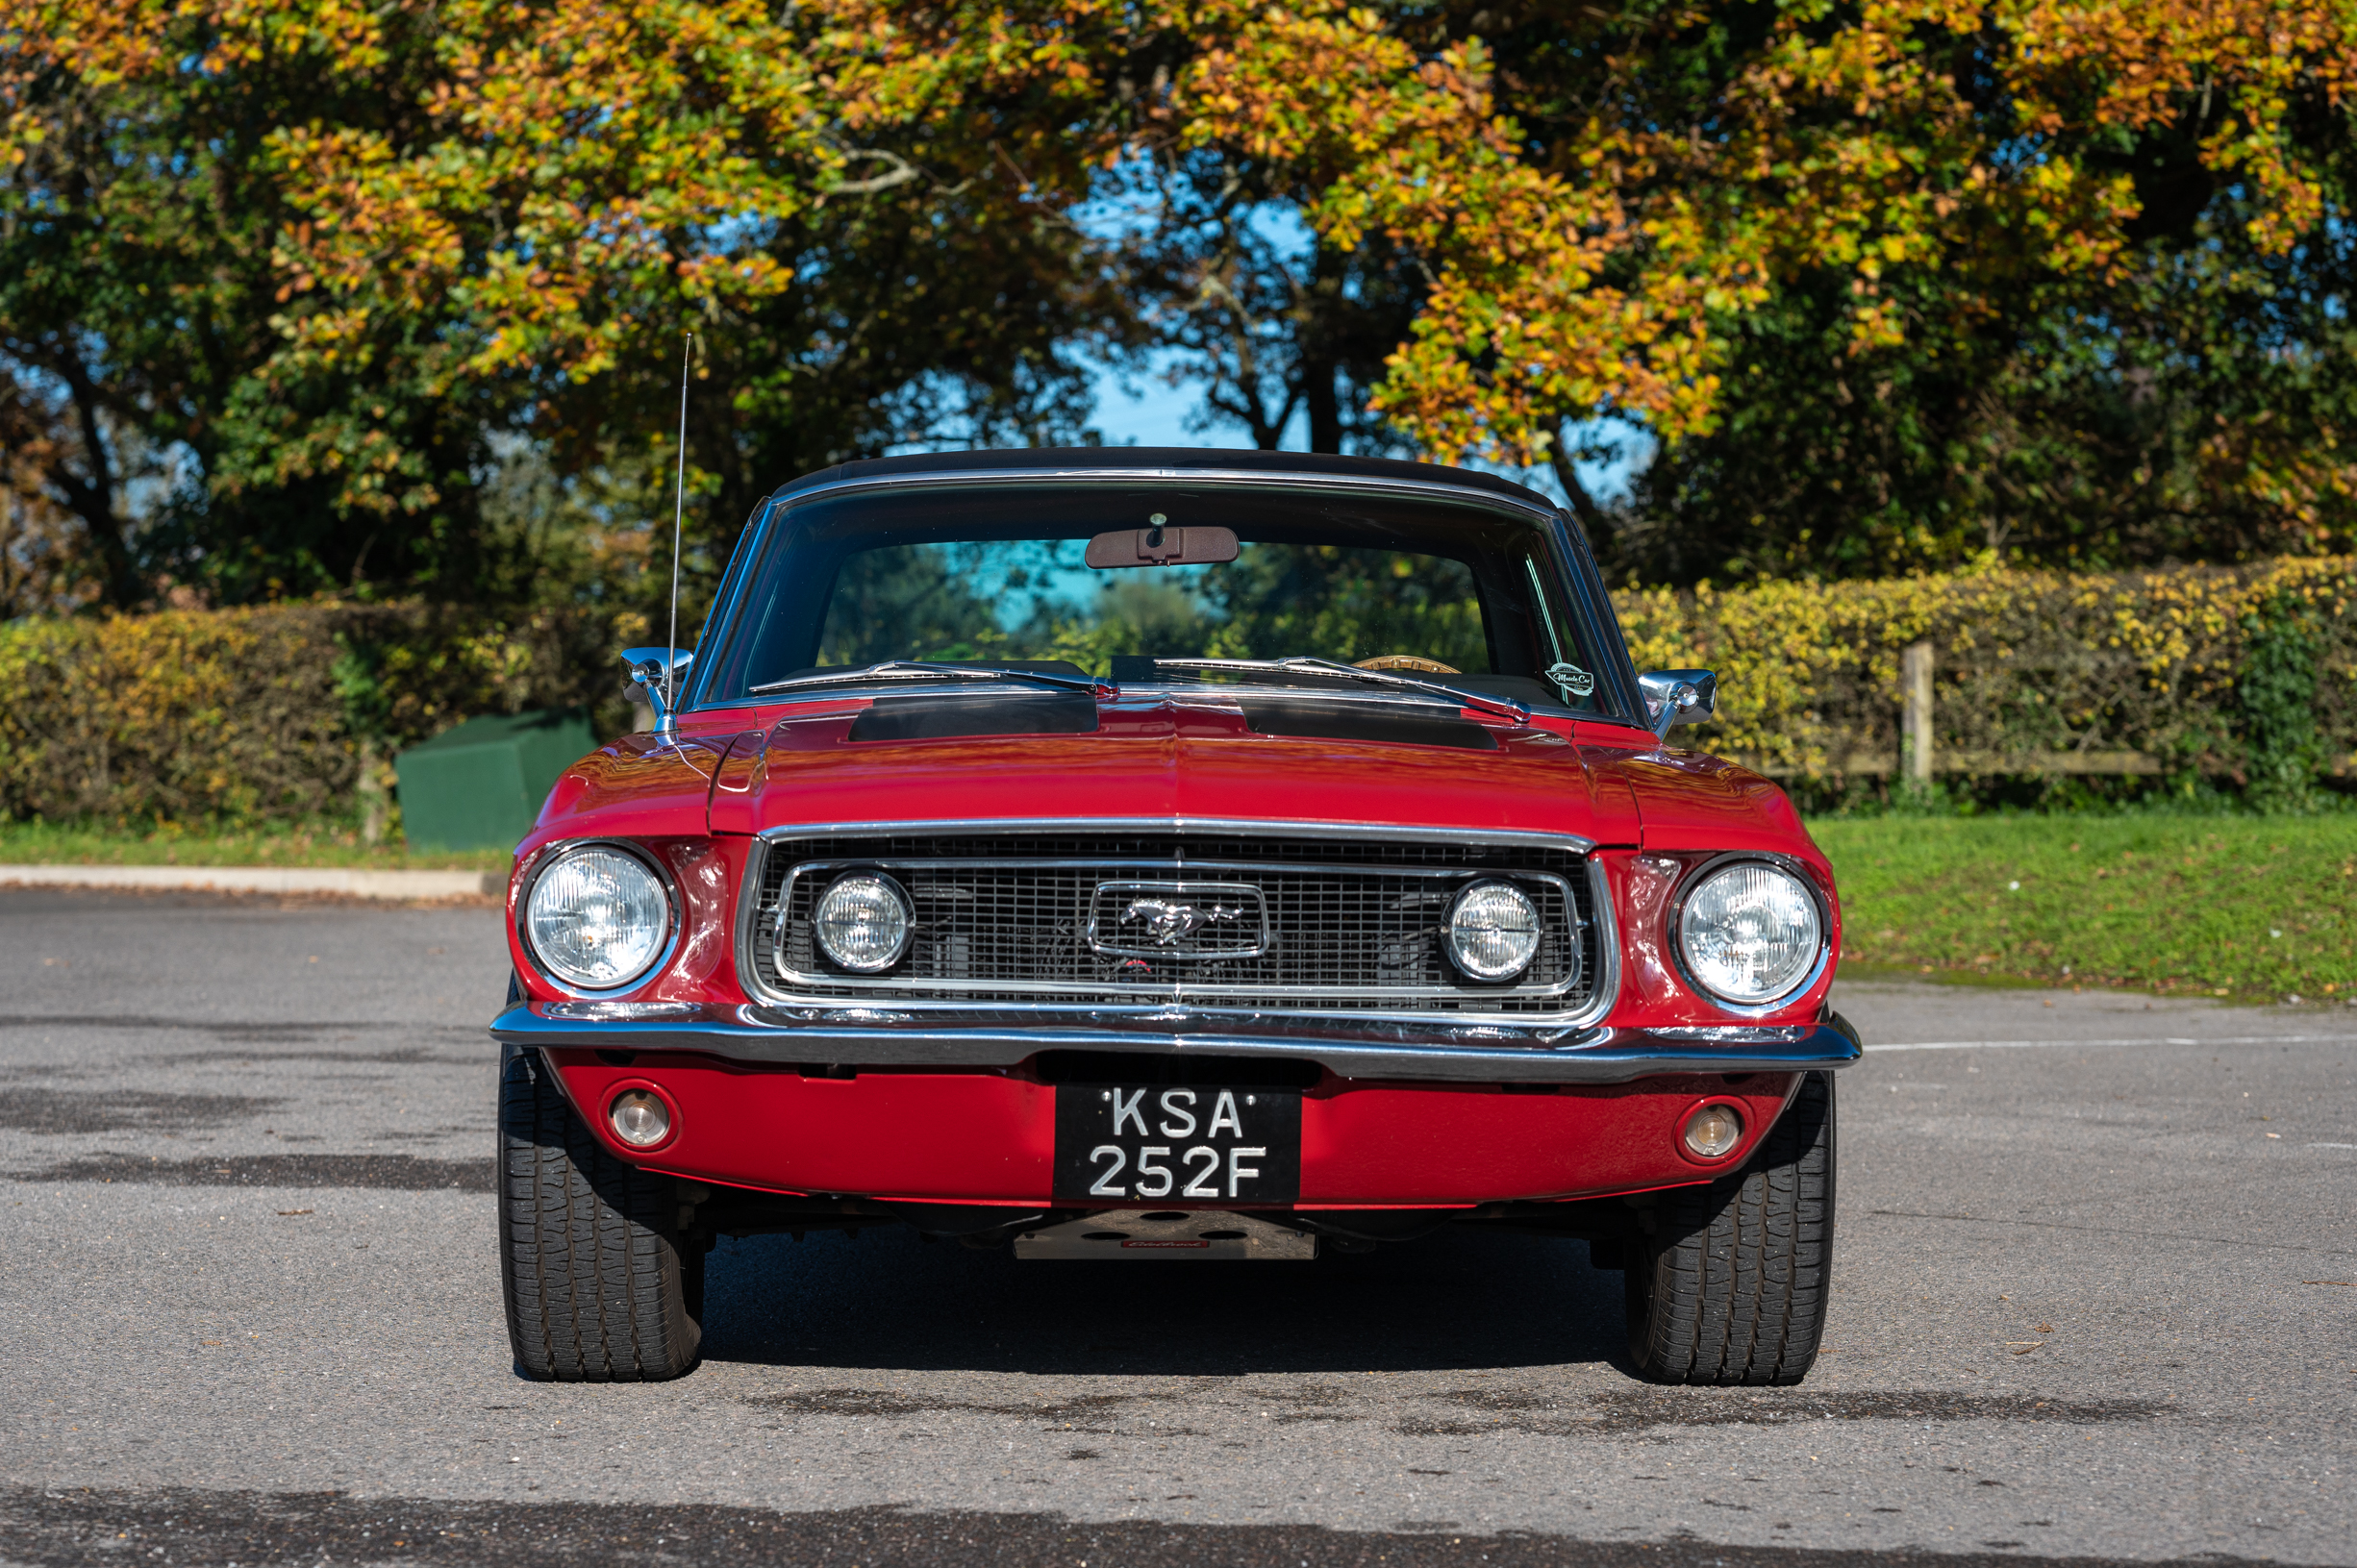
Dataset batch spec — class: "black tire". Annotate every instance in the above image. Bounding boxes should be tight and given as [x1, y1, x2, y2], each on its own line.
[498, 1047, 704, 1381]
[1624, 1067, 1836, 1385]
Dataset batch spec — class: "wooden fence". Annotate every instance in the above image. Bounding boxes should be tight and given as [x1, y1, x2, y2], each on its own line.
[1743, 640, 2355, 781]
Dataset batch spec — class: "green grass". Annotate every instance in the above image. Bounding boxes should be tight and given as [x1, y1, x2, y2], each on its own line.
[9, 810, 2352, 1000]
[1814, 813, 2357, 1002]
[0, 819, 509, 873]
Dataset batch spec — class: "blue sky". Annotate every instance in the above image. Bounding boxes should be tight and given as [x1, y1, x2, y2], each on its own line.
[1067, 186, 1652, 507]
[1083, 357, 1652, 508]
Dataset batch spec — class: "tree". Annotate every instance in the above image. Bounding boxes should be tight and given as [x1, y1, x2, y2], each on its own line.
[0, 0, 1133, 609]
[0, 374, 85, 615]
[1617, 197, 2357, 581]
[10, 0, 2354, 601]
[1, 0, 394, 606]
[1097, 150, 1424, 455]
[1171, 0, 2357, 572]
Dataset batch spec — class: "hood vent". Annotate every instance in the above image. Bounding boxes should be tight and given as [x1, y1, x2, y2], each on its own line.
[1237, 698, 1496, 751]
[848, 692, 1099, 743]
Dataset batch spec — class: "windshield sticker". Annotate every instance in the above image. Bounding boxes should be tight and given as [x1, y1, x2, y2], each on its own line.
[1547, 661, 1596, 697]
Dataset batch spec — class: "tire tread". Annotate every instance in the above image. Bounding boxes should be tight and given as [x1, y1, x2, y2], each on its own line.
[498, 1049, 701, 1381]
[1627, 1066, 1838, 1385]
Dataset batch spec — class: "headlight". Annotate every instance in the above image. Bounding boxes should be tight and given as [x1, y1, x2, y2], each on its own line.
[524, 844, 670, 990]
[1447, 879, 1542, 982]
[814, 871, 913, 972]
[1676, 860, 1823, 1007]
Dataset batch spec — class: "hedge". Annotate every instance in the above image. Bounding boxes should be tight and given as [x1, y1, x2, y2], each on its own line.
[0, 602, 636, 823]
[1617, 557, 2357, 798]
[2, 558, 2351, 824]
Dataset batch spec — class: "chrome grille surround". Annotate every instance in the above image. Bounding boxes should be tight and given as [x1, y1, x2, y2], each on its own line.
[734, 819, 1617, 1029]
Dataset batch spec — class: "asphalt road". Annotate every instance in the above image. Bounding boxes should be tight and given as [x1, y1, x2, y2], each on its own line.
[2, 885, 2352, 1567]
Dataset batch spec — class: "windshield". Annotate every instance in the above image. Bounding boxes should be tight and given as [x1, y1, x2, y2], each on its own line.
[696, 480, 1614, 713]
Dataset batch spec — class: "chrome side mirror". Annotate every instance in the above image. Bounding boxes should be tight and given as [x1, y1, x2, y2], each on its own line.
[1638, 668, 1717, 738]
[622, 646, 694, 736]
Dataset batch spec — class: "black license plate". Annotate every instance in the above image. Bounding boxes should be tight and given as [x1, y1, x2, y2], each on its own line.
[1052, 1083, 1302, 1205]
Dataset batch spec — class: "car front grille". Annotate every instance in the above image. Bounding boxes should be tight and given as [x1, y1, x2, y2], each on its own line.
[742, 831, 1601, 1018]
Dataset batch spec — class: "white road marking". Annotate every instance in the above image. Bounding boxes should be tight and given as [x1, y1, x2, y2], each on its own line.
[1864, 1033, 2357, 1053]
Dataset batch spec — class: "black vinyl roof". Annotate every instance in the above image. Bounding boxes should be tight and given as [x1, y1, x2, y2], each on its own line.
[767, 446, 1558, 512]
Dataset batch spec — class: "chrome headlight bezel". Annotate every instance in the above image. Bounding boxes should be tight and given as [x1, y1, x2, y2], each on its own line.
[1668, 854, 1831, 1014]
[515, 840, 679, 996]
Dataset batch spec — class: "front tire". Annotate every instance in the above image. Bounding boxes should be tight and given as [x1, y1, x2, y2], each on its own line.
[1624, 1068, 1836, 1385]
[498, 1047, 704, 1381]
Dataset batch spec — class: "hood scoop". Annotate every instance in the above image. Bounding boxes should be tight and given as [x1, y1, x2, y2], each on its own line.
[847, 691, 1099, 743]
[1236, 697, 1497, 751]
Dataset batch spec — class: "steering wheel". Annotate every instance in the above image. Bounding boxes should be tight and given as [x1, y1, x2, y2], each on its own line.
[1354, 655, 1460, 674]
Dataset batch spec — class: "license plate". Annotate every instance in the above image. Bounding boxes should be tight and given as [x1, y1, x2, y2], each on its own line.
[1051, 1083, 1302, 1205]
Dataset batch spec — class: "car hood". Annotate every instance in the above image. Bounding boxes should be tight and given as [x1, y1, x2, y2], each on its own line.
[531, 695, 1810, 859]
[701, 693, 1634, 846]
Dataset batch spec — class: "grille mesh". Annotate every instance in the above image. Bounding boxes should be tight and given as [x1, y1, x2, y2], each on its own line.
[749, 834, 1596, 1016]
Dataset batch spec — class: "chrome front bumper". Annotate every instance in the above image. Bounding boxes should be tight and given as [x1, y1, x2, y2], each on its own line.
[489, 1003, 1861, 1084]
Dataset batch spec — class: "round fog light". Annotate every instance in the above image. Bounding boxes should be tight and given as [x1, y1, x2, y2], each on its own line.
[1682, 1103, 1743, 1159]
[813, 871, 914, 972]
[610, 1089, 671, 1149]
[1446, 879, 1543, 982]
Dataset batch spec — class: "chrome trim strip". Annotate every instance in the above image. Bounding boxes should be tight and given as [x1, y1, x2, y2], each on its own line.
[680, 496, 774, 711]
[765, 858, 1582, 1001]
[490, 1008, 1859, 1084]
[732, 820, 1615, 1027]
[1584, 858, 1622, 1023]
[748, 817, 1599, 855]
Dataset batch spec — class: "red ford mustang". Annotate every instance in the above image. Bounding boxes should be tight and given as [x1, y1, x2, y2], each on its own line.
[492, 449, 1858, 1385]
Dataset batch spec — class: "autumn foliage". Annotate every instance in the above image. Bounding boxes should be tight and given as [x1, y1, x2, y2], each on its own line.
[3, 0, 2354, 609]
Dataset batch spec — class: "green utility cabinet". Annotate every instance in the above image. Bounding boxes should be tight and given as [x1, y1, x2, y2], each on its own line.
[393, 709, 597, 852]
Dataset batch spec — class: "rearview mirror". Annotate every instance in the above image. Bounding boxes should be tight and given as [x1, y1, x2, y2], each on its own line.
[1084, 522, 1240, 568]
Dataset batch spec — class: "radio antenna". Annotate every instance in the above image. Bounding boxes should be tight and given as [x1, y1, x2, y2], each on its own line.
[665, 332, 693, 714]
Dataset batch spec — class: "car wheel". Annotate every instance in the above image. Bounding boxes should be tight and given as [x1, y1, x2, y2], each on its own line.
[1624, 1066, 1836, 1386]
[498, 1046, 704, 1381]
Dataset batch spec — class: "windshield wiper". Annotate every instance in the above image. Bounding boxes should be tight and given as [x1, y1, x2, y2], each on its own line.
[750, 660, 1116, 699]
[1151, 658, 1530, 726]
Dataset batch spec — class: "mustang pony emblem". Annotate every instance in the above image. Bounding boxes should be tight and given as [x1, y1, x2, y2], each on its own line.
[1120, 899, 1244, 947]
